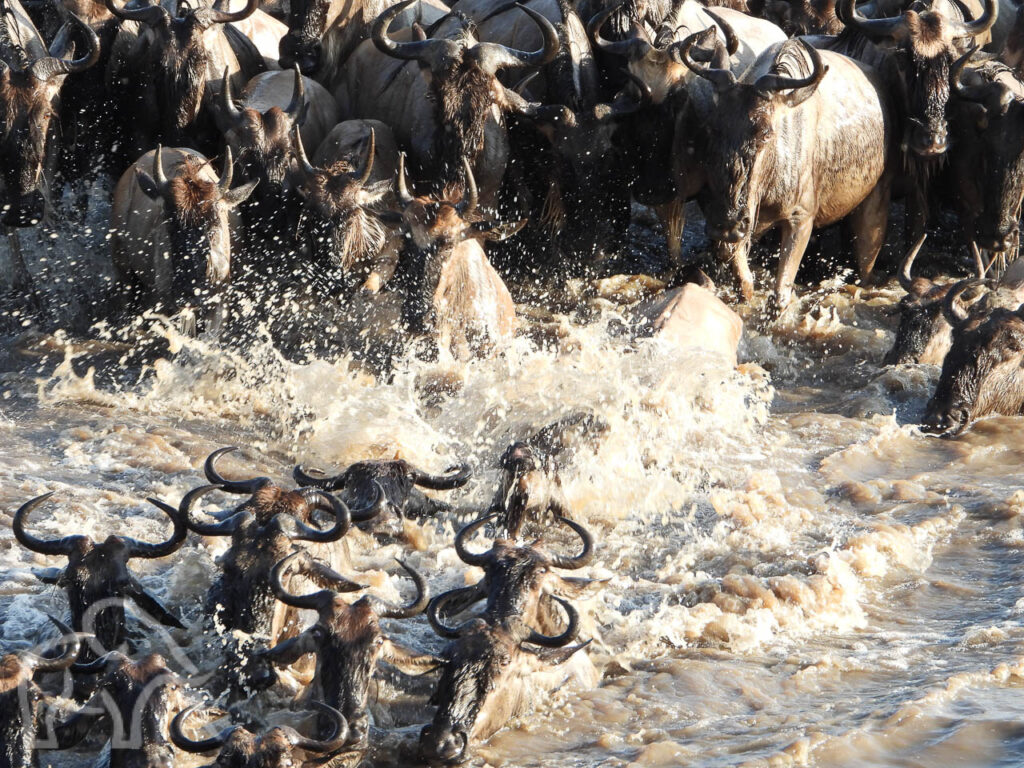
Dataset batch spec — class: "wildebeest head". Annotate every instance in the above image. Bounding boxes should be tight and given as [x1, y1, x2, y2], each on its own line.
[885, 233, 961, 365]
[255, 550, 437, 746]
[290, 124, 390, 271]
[55, 651, 184, 768]
[922, 281, 1024, 433]
[217, 66, 308, 195]
[134, 146, 257, 303]
[105, 0, 258, 137]
[429, 514, 594, 630]
[372, 0, 559, 186]
[170, 701, 348, 767]
[12, 492, 188, 655]
[839, 0, 997, 158]
[294, 457, 471, 534]
[681, 35, 826, 244]
[0, 616, 80, 768]
[949, 48, 1024, 253]
[419, 604, 584, 765]
[749, 0, 841, 35]
[279, 0, 327, 74]
[0, 2, 99, 226]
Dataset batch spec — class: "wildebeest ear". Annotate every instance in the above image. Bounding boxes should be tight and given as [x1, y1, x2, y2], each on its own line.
[222, 179, 259, 207]
[136, 169, 163, 201]
[375, 209, 405, 225]
[472, 218, 527, 242]
[555, 575, 611, 598]
[524, 639, 592, 665]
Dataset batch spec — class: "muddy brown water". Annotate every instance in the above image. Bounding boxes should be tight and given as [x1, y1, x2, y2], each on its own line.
[2, 208, 1024, 768]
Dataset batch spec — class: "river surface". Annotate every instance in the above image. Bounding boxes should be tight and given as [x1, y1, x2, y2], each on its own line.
[2, 217, 1024, 768]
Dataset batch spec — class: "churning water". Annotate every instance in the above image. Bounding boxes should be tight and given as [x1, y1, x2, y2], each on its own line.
[3, 217, 1024, 768]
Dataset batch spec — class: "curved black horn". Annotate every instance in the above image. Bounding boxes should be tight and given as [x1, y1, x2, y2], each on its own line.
[122, 496, 188, 559]
[454, 158, 478, 215]
[31, 616, 83, 673]
[426, 586, 484, 638]
[524, 595, 579, 647]
[104, 0, 169, 26]
[179, 484, 249, 536]
[70, 650, 127, 674]
[208, 0, 258, 24]
[170, 704, 235, 753]
[373, 558, 430, 619]
[396, 152, 414, 206]
[285, 702, 349, 753]
[291, 123, 318, 179]
[702, 8, 738, 55]
[942, 280, 973, 327]
[293, 464, 346, 490]
[219, 67, 244, 126]
[203, 447, 271, 495]
[547, 516, 594, 570]
[372, 0, 447, 62]
[837, 0, 907, 41]
[754, 39, 827, 95]
[409, 461, 473, 490]
[587, 2, 651, 60]
[473, 4, 560, 73]
[270, 551, 333, 611]
[454, 514, 499, 566]
[677, 29, 736, 91]
[958, 0, 998, 39]
[217, 147, 234, 197]
[31, 9, 100, 80]
[153, 144, 169, 190]
[285, 65, 306, 123]
[289, 488, 351, 541]
[13, 493, 78, 556]
[898, 232, 928, 293]
[355, 127, 376, 186]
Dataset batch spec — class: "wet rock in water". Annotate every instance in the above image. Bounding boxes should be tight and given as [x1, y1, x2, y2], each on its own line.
[632, 284, 743, 366]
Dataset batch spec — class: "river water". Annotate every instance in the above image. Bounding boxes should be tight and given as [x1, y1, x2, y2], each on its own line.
[2, 218, 1024, 767]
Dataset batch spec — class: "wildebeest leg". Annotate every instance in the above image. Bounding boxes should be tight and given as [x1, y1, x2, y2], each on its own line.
[717, 239, 755, 303]
[5, 227, 36, 299]
[848, 178, 891, 284]
[774, 216, 814, 309]
[655, 200, 686, 264]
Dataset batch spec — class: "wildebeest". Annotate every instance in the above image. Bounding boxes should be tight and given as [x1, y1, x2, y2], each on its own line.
[922, 281, 1024, 433]
[487, 411, 607, 537]
[748, 0, 842, 36]
[0, 617, 80, 768]
[948, 47, 1024, 261]
[419, 603, 592, 765]
[836, 0, 999, 160]
[170, 701, 348, 767]
[104, 0, 264, 153]
[252, 550, 437, 747]
[0, 0, 99, 226]
[279, 0, 447, 79]
[49, 651, 185, 768]
[293, 457, 471, 536]
[13, 492, 187, 659]
[109, 146, 257, 332]
[336, 0, 559, 203]
[183, 447, 371, 640]
[394, 154, 523, 359]
[681, 37, 894, 307]
[428, 513, 595, 629]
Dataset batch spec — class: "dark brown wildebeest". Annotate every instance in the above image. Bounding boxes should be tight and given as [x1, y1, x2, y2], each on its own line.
[335, 0, 559, 204]
[251, 550, 437, 748]
[293, 457, 471, 536]
[0, 617, 80, 768]
[0, 0, 99, 226]
[109, 146, 257, 332]
[49, 651, 185, 768]
[12, 492, 187, 660]
[393, 154, 523, 359]
[921, 281, 1024, 433]
[104, 0, 264, 153]
[170, 701, 348, 767]
[681, 37, 894, 308]
[419, 601, 593, 765]
[184, 447, 375, 640]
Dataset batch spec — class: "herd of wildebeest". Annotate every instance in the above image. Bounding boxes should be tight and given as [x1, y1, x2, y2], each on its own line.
[3, 425, 607, 767]
[8, 0, 1024, 759]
